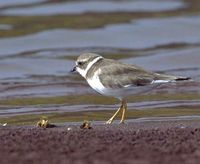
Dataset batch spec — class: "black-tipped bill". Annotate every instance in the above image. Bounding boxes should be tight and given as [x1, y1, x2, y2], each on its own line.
[70, 66, 77, 73]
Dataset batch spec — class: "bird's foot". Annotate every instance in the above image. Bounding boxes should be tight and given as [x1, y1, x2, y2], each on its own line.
[119, 120, 125, 124]
[106, 119, 113, 124]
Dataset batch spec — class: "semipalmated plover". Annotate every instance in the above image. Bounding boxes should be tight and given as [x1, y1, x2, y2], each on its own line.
[71, 53, 191, 124]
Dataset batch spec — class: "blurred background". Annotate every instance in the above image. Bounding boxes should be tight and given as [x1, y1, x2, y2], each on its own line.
[0, 0, 199, 125]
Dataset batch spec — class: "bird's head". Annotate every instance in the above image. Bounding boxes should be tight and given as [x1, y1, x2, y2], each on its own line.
[71, 53, 103, 78]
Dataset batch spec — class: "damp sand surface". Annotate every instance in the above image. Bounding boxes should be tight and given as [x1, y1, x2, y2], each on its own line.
[1, 120, 200, 164]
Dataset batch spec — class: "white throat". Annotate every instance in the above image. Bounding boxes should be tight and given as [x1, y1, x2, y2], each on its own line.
[77, 56, 103, 78]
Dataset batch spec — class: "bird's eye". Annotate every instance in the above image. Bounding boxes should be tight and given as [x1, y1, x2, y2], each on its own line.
[78, 62, 83, 66]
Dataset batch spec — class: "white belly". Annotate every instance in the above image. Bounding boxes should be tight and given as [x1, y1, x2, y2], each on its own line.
[87, 70, 107, 96]
[86, 70, 133, 99]
[86, 69, 120, 98]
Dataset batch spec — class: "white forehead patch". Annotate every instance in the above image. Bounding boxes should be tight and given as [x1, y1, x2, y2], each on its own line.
[76, 56, 103, 78]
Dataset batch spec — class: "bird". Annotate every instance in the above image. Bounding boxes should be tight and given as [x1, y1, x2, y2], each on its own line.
[71, 53, 191, 124]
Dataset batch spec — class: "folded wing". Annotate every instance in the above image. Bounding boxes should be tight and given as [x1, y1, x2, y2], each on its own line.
[98, 59, 190, 89]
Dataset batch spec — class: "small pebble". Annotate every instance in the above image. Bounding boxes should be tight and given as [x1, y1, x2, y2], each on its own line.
[67, 127, 72, 131]
[2, 123, 7, 126]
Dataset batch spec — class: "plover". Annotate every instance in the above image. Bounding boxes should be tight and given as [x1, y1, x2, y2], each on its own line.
[71, 53, 191, 124]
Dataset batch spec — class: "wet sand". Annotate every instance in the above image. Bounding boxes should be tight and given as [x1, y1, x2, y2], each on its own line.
[1, 120, 200, 164]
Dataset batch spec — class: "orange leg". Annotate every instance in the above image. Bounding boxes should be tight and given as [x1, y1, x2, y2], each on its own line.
[106, 102, 123, 124]
[120, 99, 127, 124]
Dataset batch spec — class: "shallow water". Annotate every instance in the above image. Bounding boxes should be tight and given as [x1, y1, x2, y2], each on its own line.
[0, 0, 199, 125]
[1, 1, 185, 16]
[0, 0, 44, 8]
[1, 16, 200, 56]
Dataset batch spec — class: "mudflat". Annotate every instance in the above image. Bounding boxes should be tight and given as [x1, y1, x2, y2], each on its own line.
[1, 120, 200, 164]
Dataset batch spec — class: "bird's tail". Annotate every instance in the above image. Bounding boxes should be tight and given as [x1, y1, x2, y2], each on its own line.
[152, 73, 192, 84]
[174, 76, 191, 81]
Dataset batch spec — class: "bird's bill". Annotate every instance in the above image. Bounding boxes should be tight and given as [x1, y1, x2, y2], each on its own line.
[70, 66, 77, 72]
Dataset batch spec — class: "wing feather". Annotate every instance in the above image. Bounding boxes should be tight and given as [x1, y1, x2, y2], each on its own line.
[98, 59, 154, 88]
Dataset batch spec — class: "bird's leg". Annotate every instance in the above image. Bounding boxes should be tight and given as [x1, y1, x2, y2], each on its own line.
[106, 102, 123, 124]
[120, 99, 127, 124]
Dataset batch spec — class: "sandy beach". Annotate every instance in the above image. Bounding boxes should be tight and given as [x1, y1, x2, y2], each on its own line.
[1, 120, 200, 164]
